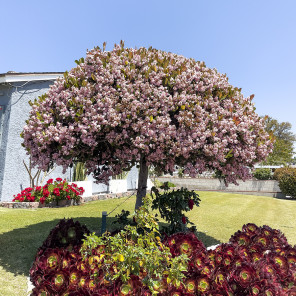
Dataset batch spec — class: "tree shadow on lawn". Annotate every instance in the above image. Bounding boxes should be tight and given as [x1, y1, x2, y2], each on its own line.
[0, 217, 221, 277]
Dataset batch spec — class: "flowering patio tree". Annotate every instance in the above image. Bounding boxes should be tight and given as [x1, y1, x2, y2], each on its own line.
[22, 41, 273, 209]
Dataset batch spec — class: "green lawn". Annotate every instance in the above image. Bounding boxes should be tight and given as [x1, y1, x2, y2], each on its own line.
[0, 192, 295, 296]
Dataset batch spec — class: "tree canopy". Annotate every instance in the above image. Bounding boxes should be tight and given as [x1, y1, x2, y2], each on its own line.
[262, 116, 295, 165]
[21, 42, 273, 208]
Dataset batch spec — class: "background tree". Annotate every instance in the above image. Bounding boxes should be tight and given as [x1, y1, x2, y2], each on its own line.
[21, 42, 272, 209]
[262, 116, 295, 166]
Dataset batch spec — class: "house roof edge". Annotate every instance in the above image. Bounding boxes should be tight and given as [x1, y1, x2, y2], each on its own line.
[0, 72, 64, 83]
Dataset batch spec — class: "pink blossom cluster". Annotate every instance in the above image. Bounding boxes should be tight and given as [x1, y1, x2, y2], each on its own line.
[22, 42, 273, 185]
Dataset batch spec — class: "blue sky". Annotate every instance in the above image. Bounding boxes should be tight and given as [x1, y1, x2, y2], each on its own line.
[1, 0, 296, 139]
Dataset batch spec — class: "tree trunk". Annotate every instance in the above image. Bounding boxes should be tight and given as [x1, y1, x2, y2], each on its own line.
[135, 156, 149, 210]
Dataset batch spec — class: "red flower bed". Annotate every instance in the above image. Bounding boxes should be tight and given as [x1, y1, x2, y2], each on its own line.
[12, 178, 84, 205]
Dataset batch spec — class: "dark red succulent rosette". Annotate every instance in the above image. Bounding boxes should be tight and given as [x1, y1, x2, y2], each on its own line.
[248, 281, 262, 295]
[236, 245, 251, 262]
[68, 267, 80, 289]
[261, 225, 274, 237]
[231, 262, 257, 289]
[150, 278, 167, 294]
[221, 255, 233, 270]
[253, 234, 270, 250]
[196, 276, 211, 294]
[267, 253, 290, 278]
[76, 260, 89, 276]
[207, 249, 216, 269]
[288, 255, 296, 268]
[163, 232, 206, 259]
[31, 285, 53, 296]
[212, 267, 228, 289]
[183, 277, 197, 294]
[198, 263, 212, 278]
[114, 275, 143, 296]
[191, 250, 209, 272]
[60, 249, 76, 270]
[35, 248, 61, 271]
[77, 274, 88, 290]
[221, 244, 236, 258]
[229, 230, 252, 247]
[30, 273, 45, 290]
[84, 278, 99, 294]
[45, 270, 69, 294]
[251, 252, 264, 264]
[248, 244, 263, 254]
[255, 260, 278, 282]
[242, 223, 260, 236]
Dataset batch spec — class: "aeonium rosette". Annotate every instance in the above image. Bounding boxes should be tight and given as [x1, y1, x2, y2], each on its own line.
[12, 177, 84, 204]
[163, 232, 206, 258]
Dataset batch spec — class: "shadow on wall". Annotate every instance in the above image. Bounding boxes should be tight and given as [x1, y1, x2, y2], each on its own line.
[0, 217, 221, 276]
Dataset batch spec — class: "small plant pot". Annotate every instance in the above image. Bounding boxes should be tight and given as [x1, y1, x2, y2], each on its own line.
[57, 199, 73, 207]
[38, 202, 46, 208]
[39, 201, 57, 208]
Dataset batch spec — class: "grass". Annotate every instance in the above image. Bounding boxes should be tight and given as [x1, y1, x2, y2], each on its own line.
[0, 192, 296, 295]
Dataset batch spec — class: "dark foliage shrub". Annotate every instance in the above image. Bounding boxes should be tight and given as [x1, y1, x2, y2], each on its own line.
[151, 183, 201, 235]
[253, 168, 272, 180]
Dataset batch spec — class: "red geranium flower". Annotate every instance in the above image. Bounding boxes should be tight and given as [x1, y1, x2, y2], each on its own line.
[40, 197, 46, 204]
[56, 178, 63, 182]
[188, 199, 194, 210]
[47, 179, 54, 184]
[43, 189, 50, 197]
[53, 188, 60, 196]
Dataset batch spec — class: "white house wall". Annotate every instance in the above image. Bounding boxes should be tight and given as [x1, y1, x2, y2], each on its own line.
[0, 78, 139, 201]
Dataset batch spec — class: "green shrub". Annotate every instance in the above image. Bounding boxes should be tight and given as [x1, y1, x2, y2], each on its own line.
[253, 168, 272, 180]
[276, 168, 296, 198]
[81, 200, 189, 294]
[273, 167, 293, 180]
[153, 180, 176, 188]
[151, 183, 201, 235]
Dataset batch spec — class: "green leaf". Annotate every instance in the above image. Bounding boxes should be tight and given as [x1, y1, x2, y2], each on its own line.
[226, 149, 233, 159]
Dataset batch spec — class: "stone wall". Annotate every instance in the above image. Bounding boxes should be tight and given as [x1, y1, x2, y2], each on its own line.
[157, 177, 285, 198]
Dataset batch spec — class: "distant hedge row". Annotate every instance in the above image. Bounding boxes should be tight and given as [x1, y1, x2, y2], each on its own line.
[253, 167, 296, 198]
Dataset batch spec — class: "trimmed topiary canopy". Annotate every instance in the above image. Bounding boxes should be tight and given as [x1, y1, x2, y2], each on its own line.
[22, 41, 273, 208]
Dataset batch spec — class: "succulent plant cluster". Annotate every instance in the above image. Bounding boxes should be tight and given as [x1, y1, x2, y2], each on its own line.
[30, 220, 296, 295]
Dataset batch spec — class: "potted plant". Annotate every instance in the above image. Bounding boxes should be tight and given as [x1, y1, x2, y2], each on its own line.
[109, 171, 128, 193]
[69, 162, 92, 198]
